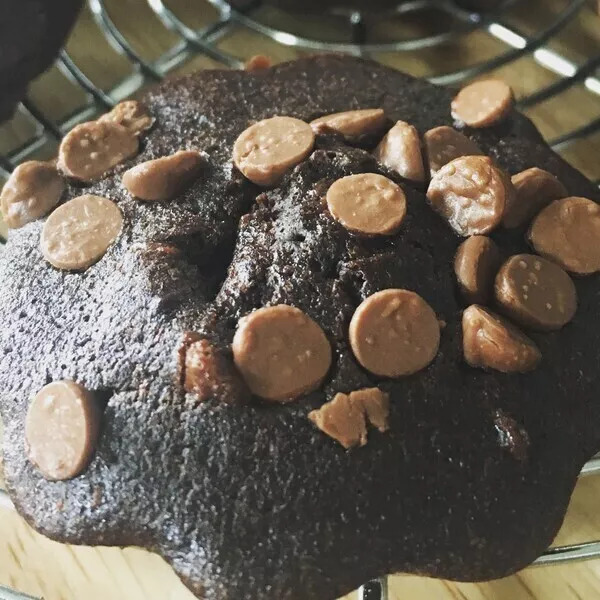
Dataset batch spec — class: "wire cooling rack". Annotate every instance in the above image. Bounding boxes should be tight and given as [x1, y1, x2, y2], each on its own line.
[0, 0, 599, 598]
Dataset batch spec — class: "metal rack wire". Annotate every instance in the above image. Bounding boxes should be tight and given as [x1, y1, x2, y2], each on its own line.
[0, 0, 599, 598]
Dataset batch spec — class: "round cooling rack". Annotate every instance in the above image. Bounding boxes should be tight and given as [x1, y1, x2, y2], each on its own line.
[0, 1, 599, 599]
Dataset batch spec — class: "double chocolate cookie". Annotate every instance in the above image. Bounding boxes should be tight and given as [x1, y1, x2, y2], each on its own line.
[1, 55, 600, 600]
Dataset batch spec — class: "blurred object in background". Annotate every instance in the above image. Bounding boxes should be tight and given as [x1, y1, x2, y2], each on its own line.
[0, 0, 83, 121]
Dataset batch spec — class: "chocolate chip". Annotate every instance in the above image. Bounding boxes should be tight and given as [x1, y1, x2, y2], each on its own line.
[462, 305, 541, 373]
[423, 126, 483, 176]
[326, 173, 407, 236]
[122, 150, 206, 201]
[308, 387, 390, 449]
[41, 194, 123, 271]
[184, 339, 249, 404]
[349, 289, 440, 377]
[357, 387, 390, 432]
[451, 79, 513, 128]
[373, 120, 425, 182]
[310, 109, 386, 140]
[494, 254, 577, 331]
[232, 116, 314, 187]
[58, 120, 139, 182]
[454, 235, 502, 304]
[503, 168, 567, 229]
[244, 55, 272, 71]
[25, 380, 101, 480]
[0, 160, 64, 228]
[309, 392, 366, 449]
[427, 155, 513, 236]
[529, 196, 600, 275]
[493, 410, 529, 462]
[232, 304, 332, 402]
[98, 100, 155, 137]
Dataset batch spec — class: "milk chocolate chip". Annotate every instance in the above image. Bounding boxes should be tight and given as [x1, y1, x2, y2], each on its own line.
[503, 168, 567, 229]
[423, 126, 483, 176]
[309, 392, 367, 449]
[349, 289, 440, 377]
[373, 120, 425, 182]
[98, 100, 155, 137]
[529, 197, 600, 275]
[232, 304, 332, 402]
[451, 79, 513, 128]
[326, 173, 407, 236]
[308, 387, 390, 449]
[310, 109, 386, 140]
[245, 55, 272, 71]
[427, 155, 513, 236]
[25, 381, 101, 481]
[462, 305, 541, 373]
[494, 254, 577, 331]
[58, 120, 139, 182]
[184, 339, 249, 404]
[355, 387, 390, 433]
[454, 235, 502, 304]
[41, 194, 123, 271]
[233, 116, 314, 187]
[0, 161, 64, 228]
[122, 150, 205, 201]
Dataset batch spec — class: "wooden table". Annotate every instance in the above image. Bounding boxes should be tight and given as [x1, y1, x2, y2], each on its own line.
[1, 1, 599, 598]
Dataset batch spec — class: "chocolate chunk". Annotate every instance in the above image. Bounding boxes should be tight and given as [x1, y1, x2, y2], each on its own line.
[309, 392, 367, 449]
[98, 100, 155, 137]
[40, 194, 123, 271]
[0, 160, 64, 228]
[494, 410, 529, 462]
[503, 167, 567, 229]
[451, 79, 513, 128]
[310, 109, 386, 140]
[122, 150, 206, 201]
[308, 387, 389, 449]
[355, 387, 390, 432]
[454, 235, 502, 304]
[349, 289, 440, 377]
[326, 173, 407, 236]
[529, 197, 600, 275]
[373, 120, 425, 182]
[427, 155, 513, 236]
[57, 120, 139, 182]
[423, 126, 483, 176]
[232, 304, 332, 402]
[494, 254, 577, 331]
[25, 380, 101, 481]
[184, 339, 249, 404]
[462, 305, 541, 373]
[244, 55, 272, 71]
[232, 116, 314, 187]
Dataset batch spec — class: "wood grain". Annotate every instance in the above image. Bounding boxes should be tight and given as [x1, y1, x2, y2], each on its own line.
[1, 0, 600, 598]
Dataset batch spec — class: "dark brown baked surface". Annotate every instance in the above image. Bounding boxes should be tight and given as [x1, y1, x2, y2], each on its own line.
[0, 0, 82, 121]
[1, 55, 600, 600]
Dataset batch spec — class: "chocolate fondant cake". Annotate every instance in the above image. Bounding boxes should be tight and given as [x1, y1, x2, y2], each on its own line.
[1, 55, 600, 600]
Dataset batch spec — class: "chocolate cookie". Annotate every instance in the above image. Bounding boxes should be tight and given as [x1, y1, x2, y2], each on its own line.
[1, 56, 599, 600]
